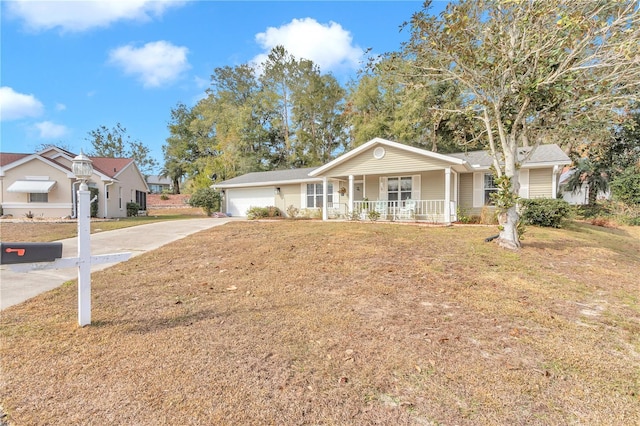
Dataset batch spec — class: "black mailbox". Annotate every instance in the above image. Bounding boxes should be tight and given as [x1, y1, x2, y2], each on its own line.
[0, 242, 63, 264]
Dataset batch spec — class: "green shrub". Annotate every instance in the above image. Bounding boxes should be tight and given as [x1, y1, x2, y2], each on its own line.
[188, 188, 221, 215]
[368, 210, 381, 221]
[610, 166, 640, 206]
[520, 198, 572, 228]
[160, 193, 170, 200]
[126, 202, 141, 217]
[246, 206, 281, 220]
[286, 205, 299, 218]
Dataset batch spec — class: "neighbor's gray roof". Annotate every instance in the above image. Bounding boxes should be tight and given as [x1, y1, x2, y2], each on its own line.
[214, 167, 320, 188]
[448, 144, 570, 168]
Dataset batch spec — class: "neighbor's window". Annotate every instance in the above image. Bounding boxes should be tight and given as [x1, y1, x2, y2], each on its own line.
[387, 177, 412, 201]
[307, 183, 333, 208]
[484, 173, 498, 205]
[29, 193, 48, 203]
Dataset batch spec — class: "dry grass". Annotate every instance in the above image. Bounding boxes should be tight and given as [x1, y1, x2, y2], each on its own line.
[1, 221, 639, 425]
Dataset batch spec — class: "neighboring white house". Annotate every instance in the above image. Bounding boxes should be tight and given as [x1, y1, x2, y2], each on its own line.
[213, 138, 571, 223]
[558, 168, 610, 205]
[0, 146, 149, 218]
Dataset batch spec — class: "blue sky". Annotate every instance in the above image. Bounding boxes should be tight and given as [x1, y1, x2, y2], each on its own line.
[1, 0, 448, 171]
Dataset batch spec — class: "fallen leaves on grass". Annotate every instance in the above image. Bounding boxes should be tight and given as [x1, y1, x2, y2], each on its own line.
[1, 221, 639, 425]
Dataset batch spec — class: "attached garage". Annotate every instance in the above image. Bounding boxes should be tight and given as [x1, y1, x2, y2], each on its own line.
[225, 187, 275, 217]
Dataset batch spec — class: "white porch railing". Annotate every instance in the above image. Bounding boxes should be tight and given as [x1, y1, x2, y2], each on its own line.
[348, 199, 452, 223]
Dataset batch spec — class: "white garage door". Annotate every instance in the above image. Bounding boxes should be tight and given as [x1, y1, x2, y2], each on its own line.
[226, 187, 275, 217]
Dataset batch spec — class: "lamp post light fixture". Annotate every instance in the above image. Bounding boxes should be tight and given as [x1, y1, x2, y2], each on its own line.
[72, 151, 93, 326]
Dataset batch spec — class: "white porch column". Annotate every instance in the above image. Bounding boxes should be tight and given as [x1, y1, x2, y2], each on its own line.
[551, 165, 559, 199]
[444, 167, 451, 225]
[348, 175, 354, 214]
[322, 177, 328, 221]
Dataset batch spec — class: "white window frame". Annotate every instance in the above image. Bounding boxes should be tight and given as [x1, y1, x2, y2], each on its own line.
[306, 183, 333, 208]
[484, 173, 498, 205]
[29, 193, 48, 203]
[387, 176, 413, 202]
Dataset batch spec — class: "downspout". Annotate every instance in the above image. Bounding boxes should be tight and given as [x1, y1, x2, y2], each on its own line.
[71, 181, 81, 218]
[104, 181, 114, 218]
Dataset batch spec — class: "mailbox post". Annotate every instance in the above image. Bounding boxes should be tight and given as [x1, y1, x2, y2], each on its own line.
[72, 151, 93, 327]
[4, 150, 131, 327]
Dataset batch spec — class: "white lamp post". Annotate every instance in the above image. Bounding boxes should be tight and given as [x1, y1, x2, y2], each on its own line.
[72, 151, 93, 326]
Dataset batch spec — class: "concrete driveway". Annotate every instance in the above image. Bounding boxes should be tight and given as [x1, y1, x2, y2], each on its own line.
[0, 217, 240, 310]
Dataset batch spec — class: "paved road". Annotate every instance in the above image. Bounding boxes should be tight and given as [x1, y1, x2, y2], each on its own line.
[0, 217, 240, 310]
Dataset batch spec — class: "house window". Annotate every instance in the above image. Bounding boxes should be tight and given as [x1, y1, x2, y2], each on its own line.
[29, 193, 48, 203]
[484, 174, 498, 205]
[119, 187, 123, 209]
[307, 183, 333, 208]
[136, 190, 147, 210]
[387, 177, 412, 201]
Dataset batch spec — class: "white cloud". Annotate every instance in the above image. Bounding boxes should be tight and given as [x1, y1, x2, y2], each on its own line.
[253, 18, 364, 73]
[55, 103, 67, 111]
[0, 86, 44, 121]
[108, 41, 190, 88]
[34, 121, 69, 139]
[5, 0, 186, 33]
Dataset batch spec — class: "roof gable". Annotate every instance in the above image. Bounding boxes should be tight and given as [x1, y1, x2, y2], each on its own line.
[0, 154, 76, 178]
[309, 138, 467, 177]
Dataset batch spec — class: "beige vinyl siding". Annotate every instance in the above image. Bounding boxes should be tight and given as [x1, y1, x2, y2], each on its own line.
[421, 170, 445, 200]
[274, 183, 303, 214]
[328, 145, 453, 176]
[529, 168, 553, 198]
[459, 173, 473, 209]
[363, 175, 378, 200]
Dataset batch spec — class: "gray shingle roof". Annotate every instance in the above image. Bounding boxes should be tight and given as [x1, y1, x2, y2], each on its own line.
[448, 144, 570, 168]
[215, 167, 320, 187]
[214, 144, 570, 187]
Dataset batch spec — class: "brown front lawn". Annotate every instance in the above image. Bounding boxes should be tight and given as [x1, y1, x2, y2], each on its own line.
[1, 221, 639, 425]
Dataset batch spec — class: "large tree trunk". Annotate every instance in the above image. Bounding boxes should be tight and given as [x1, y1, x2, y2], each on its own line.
[497, 205, 521, 250]
[497, 149, 522, 250]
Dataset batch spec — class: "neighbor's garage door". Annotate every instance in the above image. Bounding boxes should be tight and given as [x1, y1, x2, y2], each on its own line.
[226, 187, 275, 217]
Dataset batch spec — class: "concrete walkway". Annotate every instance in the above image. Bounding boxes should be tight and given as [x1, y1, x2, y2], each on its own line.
[0, 217, 240, 310]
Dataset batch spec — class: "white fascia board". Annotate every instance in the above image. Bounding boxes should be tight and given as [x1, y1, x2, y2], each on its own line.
[309, 137, 467, 177]
[521, 160, 572, 168]
[213, 177, 323, 190]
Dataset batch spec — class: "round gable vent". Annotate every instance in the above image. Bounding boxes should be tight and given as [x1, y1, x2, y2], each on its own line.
[373, 147, 385, 159]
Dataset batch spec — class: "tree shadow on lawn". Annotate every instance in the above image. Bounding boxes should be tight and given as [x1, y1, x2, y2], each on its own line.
[525, 222, 639, 257]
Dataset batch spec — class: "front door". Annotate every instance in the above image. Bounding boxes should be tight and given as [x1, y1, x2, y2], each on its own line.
[353, 182, 363, 201]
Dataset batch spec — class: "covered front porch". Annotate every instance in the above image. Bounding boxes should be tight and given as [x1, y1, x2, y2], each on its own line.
[308, 138, 472, 225]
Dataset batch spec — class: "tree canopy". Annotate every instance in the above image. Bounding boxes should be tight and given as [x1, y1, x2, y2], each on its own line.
[86, 123, 159, 176]
[397, 0, 640, 249]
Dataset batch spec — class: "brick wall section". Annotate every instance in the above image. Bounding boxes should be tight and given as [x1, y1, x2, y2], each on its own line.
[147, 194, 191, 208]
